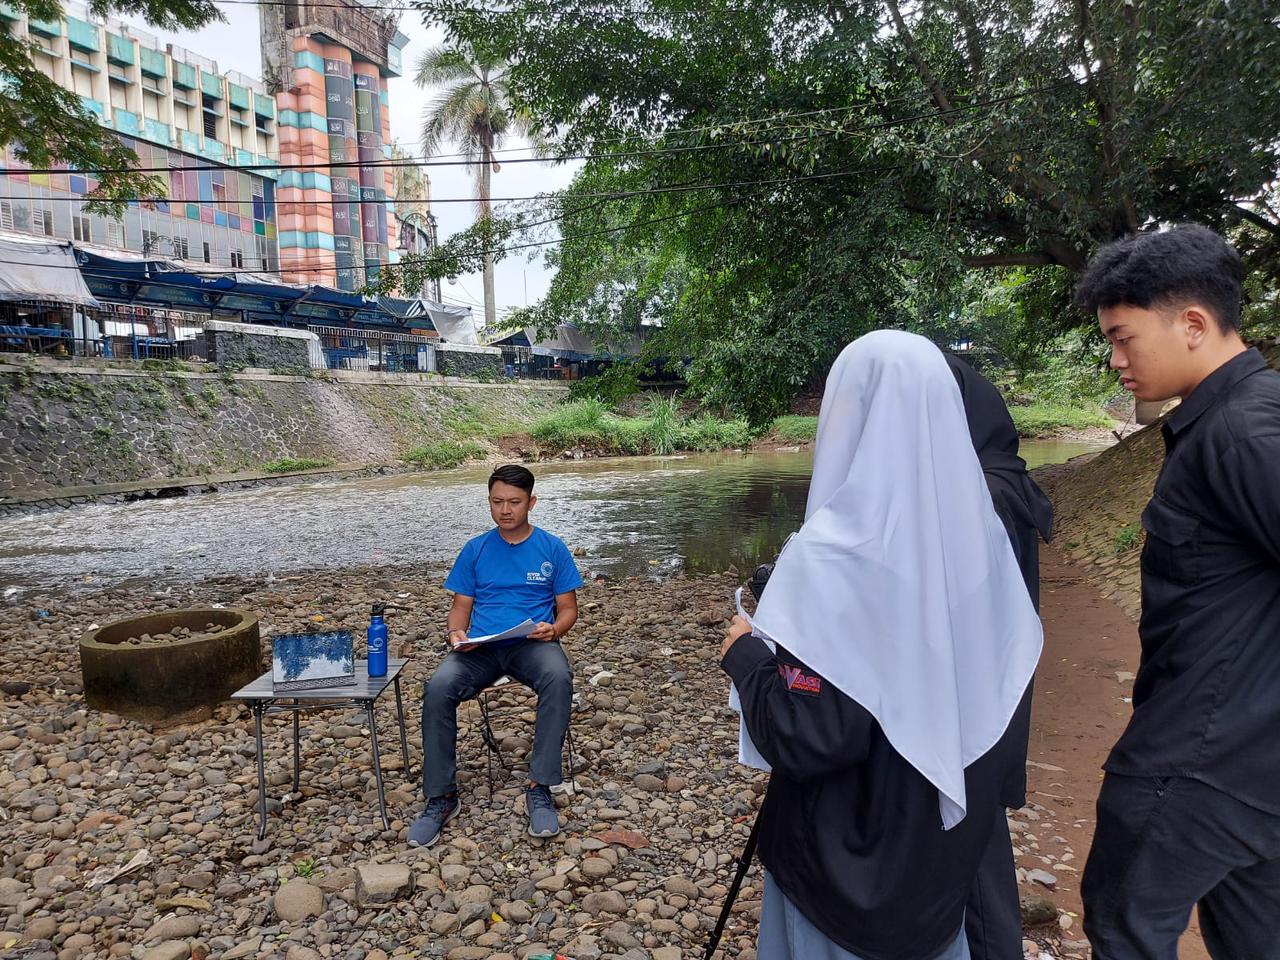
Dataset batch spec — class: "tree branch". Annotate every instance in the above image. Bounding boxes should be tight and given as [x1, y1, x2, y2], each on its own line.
[1231, 204, 1280, 238]
[962, 252, 1057, 268]
[883, 0, 954, 116]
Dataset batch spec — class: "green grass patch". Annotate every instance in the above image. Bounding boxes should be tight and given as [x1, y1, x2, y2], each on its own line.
[261, 457, 334, 474]
[403, 439, 487, 470]
[530, 399, 754, 455]
[1114, 523, 1143, 555]
[771, 415, 818, 443]
[1009, 403, 1112, 437]
[140, 358, 190, 373]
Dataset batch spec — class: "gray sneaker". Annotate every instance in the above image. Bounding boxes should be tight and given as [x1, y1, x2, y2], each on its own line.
[408, 793, 460, 848]
[525, 784, 560, 838]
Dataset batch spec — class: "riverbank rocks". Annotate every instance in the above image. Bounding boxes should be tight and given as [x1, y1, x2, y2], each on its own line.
[143, 916, 201, 943]
[0, 565, 1085, 960]
[355, 864, 413, 904]
[273, 881, 324, 922]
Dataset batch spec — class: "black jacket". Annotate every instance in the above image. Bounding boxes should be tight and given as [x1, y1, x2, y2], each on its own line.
[723, 635, 1027, 960]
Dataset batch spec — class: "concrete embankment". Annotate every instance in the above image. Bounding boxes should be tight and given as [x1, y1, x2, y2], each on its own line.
[0, 357, 565, 503]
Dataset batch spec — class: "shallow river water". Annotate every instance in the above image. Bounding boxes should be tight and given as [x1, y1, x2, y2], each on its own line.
[0, 441, 1104, 592]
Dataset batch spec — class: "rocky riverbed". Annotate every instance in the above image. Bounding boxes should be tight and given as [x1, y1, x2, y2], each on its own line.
[1, 569, 1080, 960]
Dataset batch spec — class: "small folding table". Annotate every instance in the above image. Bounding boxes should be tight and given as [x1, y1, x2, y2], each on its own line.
[231, 658, 410, 839]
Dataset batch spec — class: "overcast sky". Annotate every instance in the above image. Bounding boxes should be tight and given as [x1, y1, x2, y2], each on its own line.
[122, 4, 579, 314]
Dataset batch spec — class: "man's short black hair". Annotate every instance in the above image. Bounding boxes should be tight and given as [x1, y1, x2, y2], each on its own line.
[1073, 224, 1244, 333]
[488, 464, 535, 495]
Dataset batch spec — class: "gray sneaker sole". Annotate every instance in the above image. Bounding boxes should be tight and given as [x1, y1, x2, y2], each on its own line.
[409, 799, 462, 848]
[528, 821, 561, 838]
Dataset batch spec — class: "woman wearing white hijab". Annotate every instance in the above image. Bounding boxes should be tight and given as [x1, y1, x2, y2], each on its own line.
[720, 330, 1044, 960]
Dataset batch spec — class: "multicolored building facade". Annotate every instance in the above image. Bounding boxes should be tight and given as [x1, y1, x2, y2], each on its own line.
[1, 0, 414, 292]
[260, 0, 406, 291]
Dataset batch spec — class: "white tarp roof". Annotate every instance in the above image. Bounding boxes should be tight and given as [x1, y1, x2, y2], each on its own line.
[428, 303, 481, 344]
[0, 234, 100, 306]
[525, 323, 644, 359]
[529, 324, 597, 356]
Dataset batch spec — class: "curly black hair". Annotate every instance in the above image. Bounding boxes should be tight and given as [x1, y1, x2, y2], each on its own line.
[1073, 224, 1244, 333]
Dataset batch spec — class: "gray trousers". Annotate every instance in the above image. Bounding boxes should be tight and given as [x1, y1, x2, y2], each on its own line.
[421, 639, 572, 798]
[759, 870, 970, 960]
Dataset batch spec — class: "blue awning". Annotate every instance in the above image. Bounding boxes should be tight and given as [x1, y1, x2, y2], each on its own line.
[72, 245, 430, 331]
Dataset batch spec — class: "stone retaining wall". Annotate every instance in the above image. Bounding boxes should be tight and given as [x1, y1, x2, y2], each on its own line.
[436, 345, 504, 379]
[204, 321, 315, 371]
[0, 359, 565, 494]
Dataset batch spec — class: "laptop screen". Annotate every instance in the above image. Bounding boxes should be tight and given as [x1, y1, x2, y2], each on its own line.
[272, 630, 355, 687]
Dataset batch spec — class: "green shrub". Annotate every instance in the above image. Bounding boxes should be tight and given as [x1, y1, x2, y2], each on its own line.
[678, 415, 754, 451]
[403, 439, 486, 470]
[529, 397, 752, 455]
[642, 395, 680, 455]
[568, 360, 645, 407]
[261, 457, 333, 473]
[772, 415, 818, 443]
[529, 399, 612, 449]
[1009, 404, 1112, 436]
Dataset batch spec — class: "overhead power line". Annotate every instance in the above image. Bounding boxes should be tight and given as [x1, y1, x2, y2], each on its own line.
[0, 161, 903, 278]
[11, 74, 1094, 179]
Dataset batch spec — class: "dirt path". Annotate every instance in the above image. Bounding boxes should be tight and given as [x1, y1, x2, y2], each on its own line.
[1020, 546, 1207, 958]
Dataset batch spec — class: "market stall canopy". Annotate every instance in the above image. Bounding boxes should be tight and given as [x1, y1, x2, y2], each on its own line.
[427, 303, 482, 344]
[73, 246, 426, 329]
[0, 234, 100, 307]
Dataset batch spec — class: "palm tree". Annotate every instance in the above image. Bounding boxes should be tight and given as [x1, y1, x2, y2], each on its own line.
[416, 44, 538, 331]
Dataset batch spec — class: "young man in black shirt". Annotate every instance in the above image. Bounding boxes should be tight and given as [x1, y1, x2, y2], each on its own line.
[1074, 225, 1280, 958]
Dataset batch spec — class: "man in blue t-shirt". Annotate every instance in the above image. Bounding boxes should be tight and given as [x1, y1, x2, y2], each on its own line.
[410, 464, 583, 847]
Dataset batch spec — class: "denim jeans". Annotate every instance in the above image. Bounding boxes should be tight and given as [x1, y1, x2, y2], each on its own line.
[420, 638, 572, 798]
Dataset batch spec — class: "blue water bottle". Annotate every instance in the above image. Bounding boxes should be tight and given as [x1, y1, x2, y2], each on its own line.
[367, 603, 388, 677]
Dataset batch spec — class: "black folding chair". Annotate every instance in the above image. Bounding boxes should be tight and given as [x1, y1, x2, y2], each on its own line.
[475, 675, 580, 799]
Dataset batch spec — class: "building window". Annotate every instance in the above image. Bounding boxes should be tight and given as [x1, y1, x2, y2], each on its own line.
[0, 201, 12, 231]
[107, 220, 125, 247]
[230, 249, 244, 269]
[71, 65, 94, 99]
[203, 110, 217, 139]
[33, 49, 56, 80]
[34, 207, 54, 237]
[73, 214, 92, 243]
[142, 229, 160, 254]
[173, 236, 189, 259]
[202, 241, 210, 263]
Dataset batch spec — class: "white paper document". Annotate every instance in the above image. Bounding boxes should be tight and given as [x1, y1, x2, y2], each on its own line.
[729, 586, 775, 772]
[464, 619, 537, 646]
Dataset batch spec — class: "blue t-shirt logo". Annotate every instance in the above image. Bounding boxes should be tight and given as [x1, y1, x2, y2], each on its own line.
[445, 527, 584, 642]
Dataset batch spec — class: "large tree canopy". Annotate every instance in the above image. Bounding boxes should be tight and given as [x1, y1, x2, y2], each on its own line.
[1, 0, 222, 211]
[415, 0, 1280, 419]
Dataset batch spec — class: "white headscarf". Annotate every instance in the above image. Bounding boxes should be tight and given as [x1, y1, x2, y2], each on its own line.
[741, 330, 1043, 829]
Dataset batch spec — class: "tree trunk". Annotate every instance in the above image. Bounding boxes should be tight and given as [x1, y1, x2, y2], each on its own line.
[480, 143, 496, 332]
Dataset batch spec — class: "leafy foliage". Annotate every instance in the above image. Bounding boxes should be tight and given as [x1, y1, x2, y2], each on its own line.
[415, 0, 1280, 420]
[1, 0, 221, 214]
